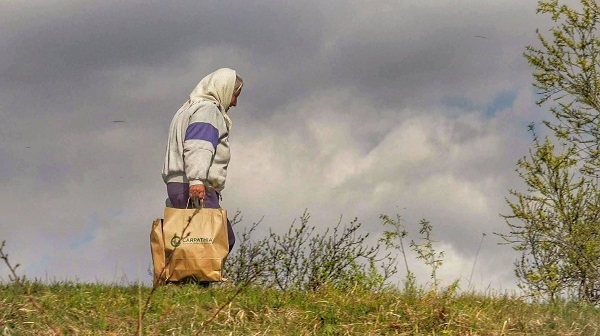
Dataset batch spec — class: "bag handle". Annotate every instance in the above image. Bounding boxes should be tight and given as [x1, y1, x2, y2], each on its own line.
[189, 197, 203, 209]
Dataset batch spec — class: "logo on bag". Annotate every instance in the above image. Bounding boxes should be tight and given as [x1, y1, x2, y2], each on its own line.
[170, 234, 213, 247]
[170, 234, 182, 247]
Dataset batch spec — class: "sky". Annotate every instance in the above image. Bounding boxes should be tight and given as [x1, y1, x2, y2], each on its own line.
[0, 0, 572, 291]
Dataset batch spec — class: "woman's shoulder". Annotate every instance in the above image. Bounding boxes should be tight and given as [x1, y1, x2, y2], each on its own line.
[189, 100, 220, 116]
[192, 100, 219, 110]
[189, 101, 226, 126]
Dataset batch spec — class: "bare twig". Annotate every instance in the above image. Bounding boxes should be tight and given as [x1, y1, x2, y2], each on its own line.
[137, 207, 200, 335]
[149, 305, 175, 336]
[469, 233, 487, 286]
[198, 272, 260, 332]
[0, 240, 62, 336]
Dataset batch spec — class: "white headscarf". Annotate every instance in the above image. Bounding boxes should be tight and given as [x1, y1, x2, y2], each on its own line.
[185, 68, 237, 130]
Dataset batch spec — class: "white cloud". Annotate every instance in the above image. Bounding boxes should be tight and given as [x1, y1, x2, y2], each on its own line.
[0, 1, 563, 292]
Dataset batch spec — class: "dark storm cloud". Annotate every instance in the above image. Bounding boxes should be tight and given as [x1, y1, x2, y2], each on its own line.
[322, 1, 542, 110]
[0, 0, 340, 134]
[0, 0, 573, 289]
[0, 0, 544, 119]
[0, 1, 326, 84]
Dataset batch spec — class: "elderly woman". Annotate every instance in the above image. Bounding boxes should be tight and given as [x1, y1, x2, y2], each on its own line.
[162, 68, 243, 252]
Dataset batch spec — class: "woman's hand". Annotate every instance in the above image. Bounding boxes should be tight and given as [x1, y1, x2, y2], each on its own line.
[189, 184, 206, 199]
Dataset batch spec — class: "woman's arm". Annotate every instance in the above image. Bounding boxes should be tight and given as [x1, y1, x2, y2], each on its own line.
[183, 104, 227, 197]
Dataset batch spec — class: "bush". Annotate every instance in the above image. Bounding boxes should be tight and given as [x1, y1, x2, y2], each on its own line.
[224, 210, 397, 291]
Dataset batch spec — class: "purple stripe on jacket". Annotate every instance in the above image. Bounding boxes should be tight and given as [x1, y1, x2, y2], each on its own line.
[185, 122, 219, 149]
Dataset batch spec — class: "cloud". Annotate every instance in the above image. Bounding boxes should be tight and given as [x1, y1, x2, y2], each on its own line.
[220, 85, 535, 290]
[0, 1, 559, 291]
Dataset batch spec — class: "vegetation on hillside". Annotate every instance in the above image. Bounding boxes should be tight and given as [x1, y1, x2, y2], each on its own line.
[2, 209, 600, 335]
[2, 280, 599, 335]
[501, 0, 600, 303]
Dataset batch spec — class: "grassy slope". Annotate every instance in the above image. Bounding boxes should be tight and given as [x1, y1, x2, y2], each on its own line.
[1, 282, 599, 335]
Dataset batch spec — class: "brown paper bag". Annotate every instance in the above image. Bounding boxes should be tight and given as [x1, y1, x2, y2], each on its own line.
[150, 218, 166, 285]
[150, 206, 229, 285]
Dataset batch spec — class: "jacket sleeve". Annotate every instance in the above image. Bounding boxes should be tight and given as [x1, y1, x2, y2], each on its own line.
[183, 105, 228, 186]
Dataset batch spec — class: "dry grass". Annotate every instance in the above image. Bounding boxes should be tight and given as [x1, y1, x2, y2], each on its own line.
[1, 280, 599, 335]
[2, 236, 600, 335]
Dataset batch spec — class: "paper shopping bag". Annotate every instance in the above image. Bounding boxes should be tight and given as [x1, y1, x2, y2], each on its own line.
[150, 206, 229, 285]
[150, 218, 166, 285]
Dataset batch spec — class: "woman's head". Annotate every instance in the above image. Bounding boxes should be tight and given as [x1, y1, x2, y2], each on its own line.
[230, 74, 244, 108]
[189, 68, 242, 112]
[234, 75, 244, 95]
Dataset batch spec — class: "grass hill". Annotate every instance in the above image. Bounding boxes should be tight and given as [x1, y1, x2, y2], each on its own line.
[1, 280, 599, 335]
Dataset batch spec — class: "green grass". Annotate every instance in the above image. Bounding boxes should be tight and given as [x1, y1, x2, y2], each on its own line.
[1, 281, 599, 335]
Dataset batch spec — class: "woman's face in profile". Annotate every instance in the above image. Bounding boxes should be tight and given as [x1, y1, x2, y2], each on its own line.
[230, 89, 241, 108]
